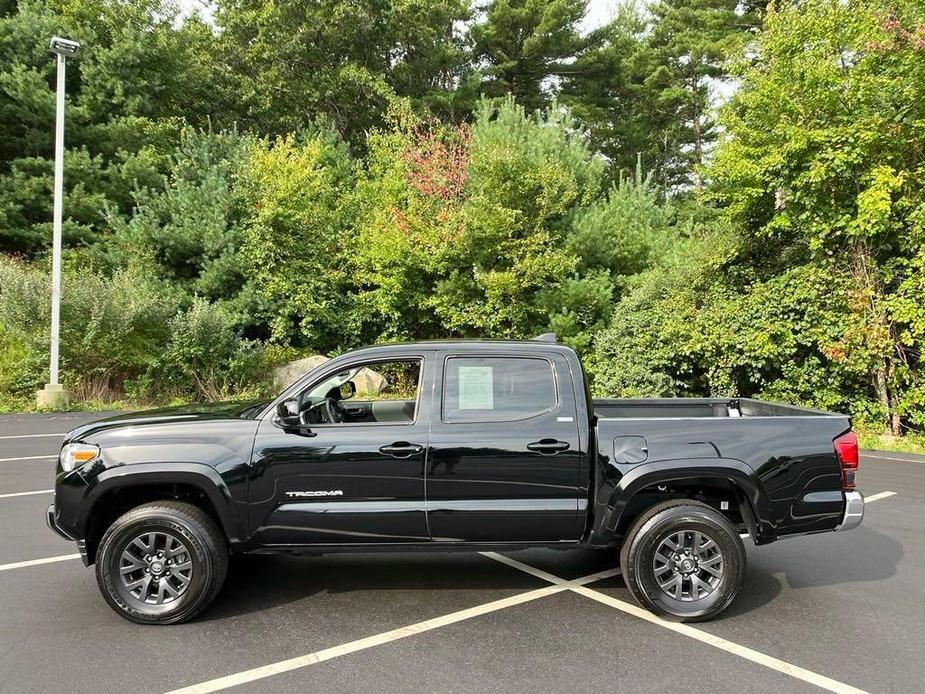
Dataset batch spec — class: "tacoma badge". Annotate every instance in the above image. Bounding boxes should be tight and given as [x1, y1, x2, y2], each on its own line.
[285, 490, 344, 498]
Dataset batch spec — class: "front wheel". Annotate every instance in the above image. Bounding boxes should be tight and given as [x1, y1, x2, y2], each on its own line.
[95, 501, 228, 624]
[620, 500, 746, 621]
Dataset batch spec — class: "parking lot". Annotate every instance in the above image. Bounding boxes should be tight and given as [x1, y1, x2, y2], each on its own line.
[1, 412, 923, 694]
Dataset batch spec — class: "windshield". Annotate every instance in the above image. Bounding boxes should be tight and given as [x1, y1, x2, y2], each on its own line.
[307, 368, 361, 398]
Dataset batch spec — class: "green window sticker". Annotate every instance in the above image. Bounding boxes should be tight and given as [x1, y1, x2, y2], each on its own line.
[458, 366, 493, 409]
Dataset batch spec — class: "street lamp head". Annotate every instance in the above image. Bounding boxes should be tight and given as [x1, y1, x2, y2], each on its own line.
[49, 36, 80, 57]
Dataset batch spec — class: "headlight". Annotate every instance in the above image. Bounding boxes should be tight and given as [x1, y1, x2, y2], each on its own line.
[60, 443, 100, 472]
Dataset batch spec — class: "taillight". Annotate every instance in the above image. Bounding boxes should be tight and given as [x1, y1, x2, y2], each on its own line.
[834, 431, 859, 490]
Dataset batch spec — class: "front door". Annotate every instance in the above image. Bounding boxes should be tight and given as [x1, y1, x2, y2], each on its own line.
[248, 354, 432, 545]
[426, 352, 584, 542]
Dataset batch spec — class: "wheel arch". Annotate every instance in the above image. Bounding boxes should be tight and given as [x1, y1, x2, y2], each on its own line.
[591, 458, 766, 546]
[80, 464, 244, 564]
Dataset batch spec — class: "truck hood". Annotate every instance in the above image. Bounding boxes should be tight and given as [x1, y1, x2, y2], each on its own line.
[63, 401, 268, 444]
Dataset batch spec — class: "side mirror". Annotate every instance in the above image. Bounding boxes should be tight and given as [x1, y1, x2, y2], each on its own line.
[276, 398, 303, 429]
[339, 381, 356, 400]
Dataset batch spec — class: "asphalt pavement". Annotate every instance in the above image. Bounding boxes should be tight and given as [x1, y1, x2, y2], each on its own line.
[0, 412, 921, 693]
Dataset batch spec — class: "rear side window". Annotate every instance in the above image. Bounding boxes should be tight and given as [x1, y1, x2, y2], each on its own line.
[442, 357, 557, 423]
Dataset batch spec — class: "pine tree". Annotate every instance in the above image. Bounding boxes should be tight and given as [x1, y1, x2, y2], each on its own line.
[560, 2, 665, 185]
[0, 0, 222, 255]
[471, 0, 588, 113]
[216, 0, 472, 145]
[646, 0, 744, 191]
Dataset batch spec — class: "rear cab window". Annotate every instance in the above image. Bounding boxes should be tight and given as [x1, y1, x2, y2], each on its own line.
[442, 356, 558, 423]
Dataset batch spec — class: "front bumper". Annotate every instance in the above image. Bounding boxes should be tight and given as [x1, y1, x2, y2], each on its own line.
[46, 504, 90, 564]
[835, 491, 864, 532]
[46, 503, 75, 540]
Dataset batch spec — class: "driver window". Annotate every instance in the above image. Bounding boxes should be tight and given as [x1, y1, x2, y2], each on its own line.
[299, 359, 422, 425]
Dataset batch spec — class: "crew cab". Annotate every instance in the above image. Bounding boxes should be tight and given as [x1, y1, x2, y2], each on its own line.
[47, 337, 864, 624]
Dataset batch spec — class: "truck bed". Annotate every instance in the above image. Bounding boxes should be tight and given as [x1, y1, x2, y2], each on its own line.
[593, 397, 838, 420]
[590, 397, 852, 544]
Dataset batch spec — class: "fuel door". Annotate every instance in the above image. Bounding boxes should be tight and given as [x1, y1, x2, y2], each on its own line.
[613, 436, 649, 465]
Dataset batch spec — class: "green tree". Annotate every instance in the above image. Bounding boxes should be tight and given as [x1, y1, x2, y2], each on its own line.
[563, 0, 754, 189]
[107, 129, 264, 333]
[215, 0, 472, 146]
[347, 103, 473, 344]
[645, 0, 744, 190]
[422, 99, 603, 341]
[471, 0, 587, 113]
[708, 0, 925, 434]
[589, 224, 875, 419]
[560, 2, 665, 184]
[348, 98, 666, 351]
[0, 0, 222, 255]
[237, 132, 356, 351]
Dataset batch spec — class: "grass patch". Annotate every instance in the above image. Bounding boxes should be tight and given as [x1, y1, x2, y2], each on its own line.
[0, 392, 262, 414]
[857, 430, 925, 456]
[0, 393, 31, 414]
[0, 393, 164, 415]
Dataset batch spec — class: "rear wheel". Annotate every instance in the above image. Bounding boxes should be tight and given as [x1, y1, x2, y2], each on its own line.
[95, 501, 228, 625]
[620, 500, 745, 621]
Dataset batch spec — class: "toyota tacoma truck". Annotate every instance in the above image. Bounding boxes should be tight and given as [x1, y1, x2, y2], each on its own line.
[47, 336, 864, 624]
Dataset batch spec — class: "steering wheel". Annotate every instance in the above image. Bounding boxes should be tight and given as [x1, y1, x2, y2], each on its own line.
[323, 397, 341, 424]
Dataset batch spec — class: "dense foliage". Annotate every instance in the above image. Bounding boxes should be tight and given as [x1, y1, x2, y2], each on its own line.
[1, 0, 924, 442]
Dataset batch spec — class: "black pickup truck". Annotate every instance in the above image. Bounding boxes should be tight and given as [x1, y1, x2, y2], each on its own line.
[47, 337, 864, 624]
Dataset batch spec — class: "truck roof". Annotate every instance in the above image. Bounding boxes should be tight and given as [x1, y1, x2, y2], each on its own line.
[340, 336, 576, 359]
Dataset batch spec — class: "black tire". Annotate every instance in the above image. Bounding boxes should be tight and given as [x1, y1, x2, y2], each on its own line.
[95, 501, 228, 625]
[620, 499, 745, 622]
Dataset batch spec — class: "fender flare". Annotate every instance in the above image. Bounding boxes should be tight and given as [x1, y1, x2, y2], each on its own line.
[599, 457, 770, 541]
[79, 463, 246, 544]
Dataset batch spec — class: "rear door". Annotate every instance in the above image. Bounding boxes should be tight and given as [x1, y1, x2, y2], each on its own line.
[425, 351, 583, 542]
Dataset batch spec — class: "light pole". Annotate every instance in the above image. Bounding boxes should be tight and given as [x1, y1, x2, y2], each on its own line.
[37, 36, 80, 409]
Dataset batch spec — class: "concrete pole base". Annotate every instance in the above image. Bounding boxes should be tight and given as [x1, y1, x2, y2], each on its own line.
[36, 383, 69, 410]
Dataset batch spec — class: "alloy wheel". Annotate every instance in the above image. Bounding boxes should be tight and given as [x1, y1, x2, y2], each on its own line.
[652, 529, 724, 602]
[118, 531, 193, 605]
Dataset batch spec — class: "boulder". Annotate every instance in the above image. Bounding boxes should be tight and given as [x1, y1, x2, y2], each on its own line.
[352, 367, 388, 396]
[271, 355, 387, 395]
[272, 355, 330, 392]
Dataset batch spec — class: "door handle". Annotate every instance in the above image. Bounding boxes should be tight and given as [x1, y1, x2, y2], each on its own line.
[527, 439, 571, 455]
[378, 442, 424, 458]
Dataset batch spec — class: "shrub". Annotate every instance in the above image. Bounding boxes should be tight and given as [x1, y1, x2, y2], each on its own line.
[0, 257, 175, 400]
[143, 299, 267, 402]
[588, 225, 884, 421]
[238, 133, 356, 350]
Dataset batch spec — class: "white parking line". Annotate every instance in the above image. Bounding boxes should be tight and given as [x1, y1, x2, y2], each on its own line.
[164, 567, 619, 694]
[0, 455, 56, 463]
[0, 554, 80, 572]
[480, 550, 572, 584]
[169, 542, 870, 694]
[571, 586, 868, 694]
[0, 489, 53, 499]
[480, 552, 867, 694]
[862, 453, 925, 464]
[865, 490, 897, 502]
[0, 433, 66, 440]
